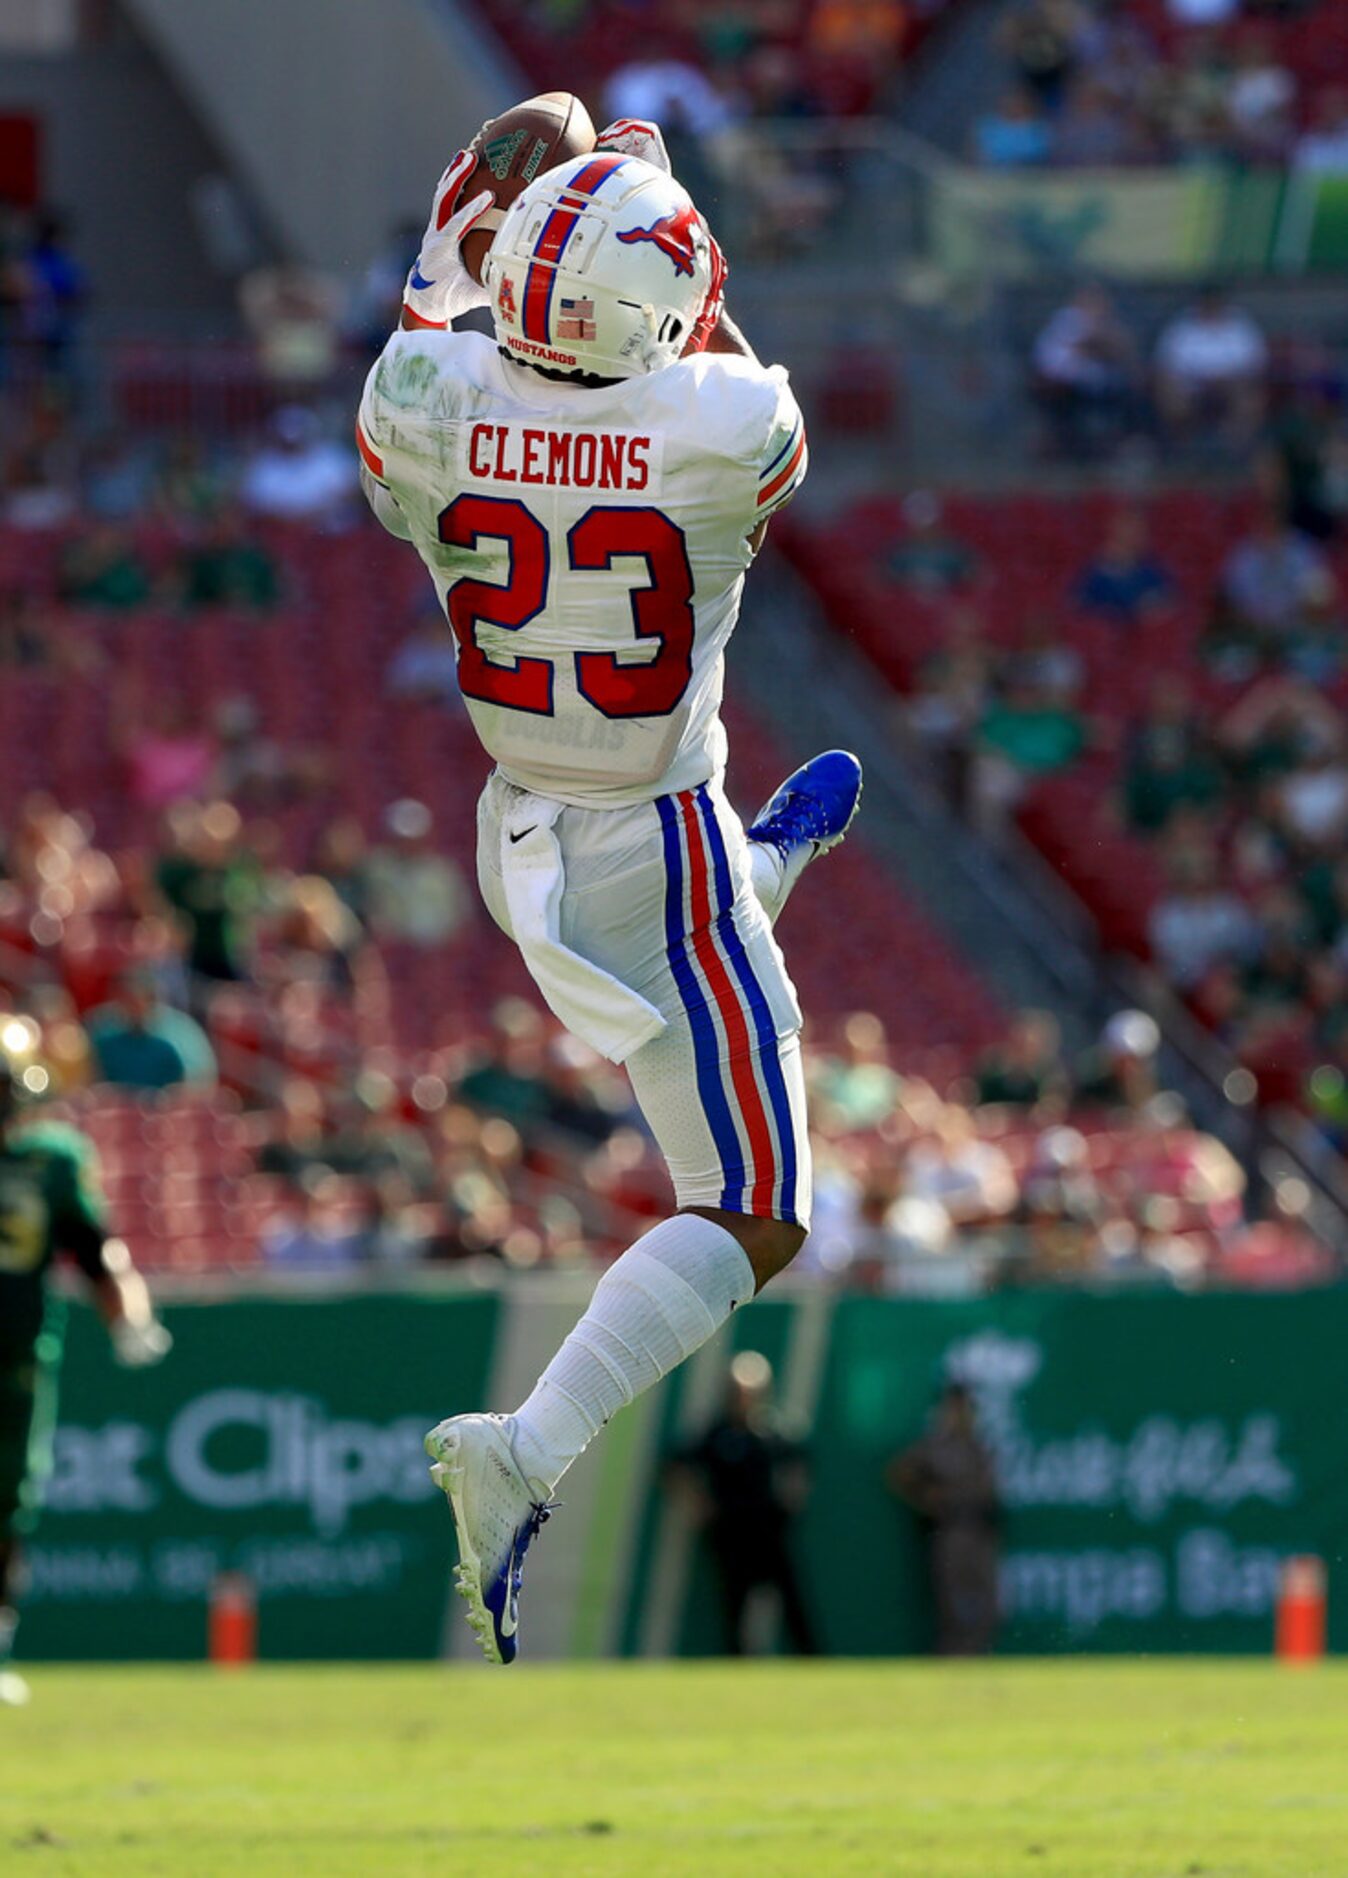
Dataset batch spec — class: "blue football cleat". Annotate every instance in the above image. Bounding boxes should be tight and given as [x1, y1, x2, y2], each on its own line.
[425, 1414, 555, 1665]
[748, 749, 863, 860]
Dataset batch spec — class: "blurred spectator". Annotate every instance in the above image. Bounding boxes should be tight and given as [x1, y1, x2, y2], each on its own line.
[58, 524, 152, 610]
[888, 492, 979, 593]
[1155, 290, 1268, 449]
[312, 818, 372, 926]
[2, 400, 77, 530]
[241, 407, 356, 524]
[322, 1079, 436, 1191]
[6, 797, 119, 941]
[1148, 847, 1257, 990]
[257, 1077, 330, 1182]
[1225, 29, 1296, 163]
[86, 971, 217, 1091]
[1243, 884, 1314, 1008]
[1273, 732, 1348, 853]
[1074, 510, 1175, 625]
[81, 433, 155, 522]
[539, 1032, 631, 1144]
[347, 220, 421, 357]
[179, 506, 280, 610]
[808, 0, 909, 81]
[812, 1010, 905, 1129]
[155, 800, 260, 982]
[1124, 676, 1223, 832]
[1002, 613, 1083, 702]
[349, 1177, 430, 1266]
[155, 433, 227, 523]
[975, 1009, 1069, 1109]
[1032, 286, 1141, 459]
[602, 59, 737, 138]
[1167, 0, 1237, 22]
[386, 604, 461, 704]
[0, 589, 52, 668]
[1020, 1122, 1102, 1217]
[999, 0, 1078, 110]
[907, 608, 997, 794]
[904, 1106, 1018, 1223]
[262, 1172, 364, 1270]
[20, 209, 86, 377]
[365, 799, 470, 948]
[239, 262, 341, 386]
[211, 695, 328, 810]
[1206, 509, 1329, 677]
[973, 86, 1052, 166]
[672, 1351, 817, 1657]
[263, 874, 371, 994]
[115, 693, 216, 813]
[975, 677, 1087, 828]
[888, 1381, 1001, 1656]
[1073, 1009, 1162, 1112]
[1053, 77, 1143, 166]
[1218, 676, 1343, 788]
[1267, 390, 1342, 543]
[458, 1001, 555, 1135]
[1294, 87, 1348, 174]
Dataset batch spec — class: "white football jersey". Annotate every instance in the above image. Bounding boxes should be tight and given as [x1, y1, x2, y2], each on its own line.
[357, 330, 807, 806]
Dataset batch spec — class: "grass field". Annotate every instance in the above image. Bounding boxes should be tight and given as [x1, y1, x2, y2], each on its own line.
[4, 1661, 1347, 1876]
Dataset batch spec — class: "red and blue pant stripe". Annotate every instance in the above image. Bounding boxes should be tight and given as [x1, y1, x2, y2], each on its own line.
[655, 785, 801, 1224]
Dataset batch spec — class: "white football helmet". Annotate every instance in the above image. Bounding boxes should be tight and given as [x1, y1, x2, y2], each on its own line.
[483, 152, 715, 380]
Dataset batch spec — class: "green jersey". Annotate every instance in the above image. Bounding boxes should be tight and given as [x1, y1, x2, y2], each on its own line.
[0, 1122, 109, 1366]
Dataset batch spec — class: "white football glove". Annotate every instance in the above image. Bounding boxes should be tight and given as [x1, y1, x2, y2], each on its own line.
[403, 147, 496, 331]
[596, 118, 671, 174]
[110, 1316, 173, 1368]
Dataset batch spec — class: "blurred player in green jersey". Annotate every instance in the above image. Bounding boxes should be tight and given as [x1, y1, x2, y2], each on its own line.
[0, 1031, 170, 1705]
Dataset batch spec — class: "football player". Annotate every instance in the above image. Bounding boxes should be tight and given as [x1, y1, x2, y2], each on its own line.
[0, 1037, 170, 1704]
[358, 119, 861, 1662]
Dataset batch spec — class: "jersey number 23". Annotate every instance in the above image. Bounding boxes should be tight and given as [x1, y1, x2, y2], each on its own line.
[438, 496, 695, 719]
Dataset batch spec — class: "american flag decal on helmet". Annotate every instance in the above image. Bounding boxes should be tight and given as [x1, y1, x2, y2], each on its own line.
[557, 296, 596, 341]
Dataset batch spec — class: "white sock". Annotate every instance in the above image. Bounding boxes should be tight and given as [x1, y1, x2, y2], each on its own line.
[511, 1213, 755, 1493]
[748, 838, 813, 926]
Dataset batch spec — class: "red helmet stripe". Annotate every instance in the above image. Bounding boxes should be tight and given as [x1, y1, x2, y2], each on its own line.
[517, 156, 628, 346]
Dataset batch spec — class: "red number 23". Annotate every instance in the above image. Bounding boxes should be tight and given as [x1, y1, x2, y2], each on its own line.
[437, 496, 694, 719]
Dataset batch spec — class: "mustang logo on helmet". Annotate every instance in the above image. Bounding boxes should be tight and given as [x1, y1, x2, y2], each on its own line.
[616, 203, 703, 278]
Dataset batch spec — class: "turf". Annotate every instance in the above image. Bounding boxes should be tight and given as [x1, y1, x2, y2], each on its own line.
[3, 1661, 1346, 1877]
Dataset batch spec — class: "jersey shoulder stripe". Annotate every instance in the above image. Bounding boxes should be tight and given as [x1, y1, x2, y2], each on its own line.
[760, 413, 804, 482]
[757, 425, 808, 513]
[355, 416, 387, 484]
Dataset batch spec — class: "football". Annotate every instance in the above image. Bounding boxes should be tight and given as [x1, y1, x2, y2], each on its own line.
[460, 91, 596, 284]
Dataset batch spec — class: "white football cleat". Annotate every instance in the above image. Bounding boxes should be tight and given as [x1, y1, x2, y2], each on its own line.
[424, 1413, 554, 1665]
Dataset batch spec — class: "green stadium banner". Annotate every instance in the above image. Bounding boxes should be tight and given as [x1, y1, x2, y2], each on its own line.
[23, 1289, 499, 1660]
[774, 1291, 1347, 1657]
[619, 1289, 1348, 1658]
[928, 165, 1348, 279]
[23, 1286, 1348, 1659]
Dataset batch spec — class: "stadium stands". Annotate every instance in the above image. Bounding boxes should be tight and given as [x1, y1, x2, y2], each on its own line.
[0, 503, 1317, 1287]
[780, 482, 1348, 1139]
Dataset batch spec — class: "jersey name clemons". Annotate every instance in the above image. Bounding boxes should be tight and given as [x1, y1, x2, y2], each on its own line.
[463, 422, 660, 493]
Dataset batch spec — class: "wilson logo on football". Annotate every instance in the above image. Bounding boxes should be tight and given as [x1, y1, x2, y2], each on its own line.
[616, 204, 702, 278]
